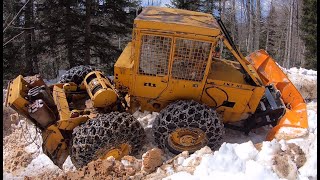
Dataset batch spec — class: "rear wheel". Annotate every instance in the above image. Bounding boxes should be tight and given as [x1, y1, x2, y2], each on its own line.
[153, 100, 224, 154]
[59, 65, 94, 85]
[70, 112, 146, 168]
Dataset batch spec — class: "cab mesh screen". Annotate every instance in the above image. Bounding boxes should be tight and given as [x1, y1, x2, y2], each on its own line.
[139, 35, 171, 76]
[172, 39, 211, 81]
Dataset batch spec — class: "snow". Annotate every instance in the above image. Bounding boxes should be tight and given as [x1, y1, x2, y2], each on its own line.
[256, 140, 281, 166]
[298, 135, 317, 179]
[164, 104, 317, 180]
[234, 141, 259, 161]
[282, 67, 317, 100]
[133, 110, 159, 128]
[21, 154, 61, 177]
[285, 67, 317, 80]
[164, 171, 196, 180]
[43, 69, 66, 85]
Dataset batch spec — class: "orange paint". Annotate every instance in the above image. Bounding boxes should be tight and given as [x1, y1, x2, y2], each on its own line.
[247, 50, 308, 140]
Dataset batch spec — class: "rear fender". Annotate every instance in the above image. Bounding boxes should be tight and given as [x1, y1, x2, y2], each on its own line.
[246, 50, 308, 140]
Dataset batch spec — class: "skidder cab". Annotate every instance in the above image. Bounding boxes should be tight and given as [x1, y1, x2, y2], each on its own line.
[5, 7, 308, 169]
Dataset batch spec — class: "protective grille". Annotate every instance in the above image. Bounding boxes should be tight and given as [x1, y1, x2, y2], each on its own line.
[139, 35, 171, 76]
[172, 39, 211, 81]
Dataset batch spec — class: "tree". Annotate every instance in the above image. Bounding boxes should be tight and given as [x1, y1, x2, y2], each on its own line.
[300, 0, 317, 69]
[168, 0, 201, 11]
[24, 0, 38, 74]
[253, 0, 261, 51]
[84, 0, 92, 65]
[3, 0, 32, 79]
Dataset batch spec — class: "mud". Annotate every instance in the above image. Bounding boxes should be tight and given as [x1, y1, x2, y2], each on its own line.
[141, 148, 164, 173]
[62, 156, 140, 180]
[3, 106, 19, 137]
[3, 125, 36, 174]
[272, 143, 307, 180]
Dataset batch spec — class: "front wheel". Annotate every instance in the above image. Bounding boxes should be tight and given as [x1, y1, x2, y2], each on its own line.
[70, 112, 146, 168]
[153, 100, 224, 154]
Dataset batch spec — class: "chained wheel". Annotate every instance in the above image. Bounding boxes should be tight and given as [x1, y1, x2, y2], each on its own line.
[59, 65, 94, 85]
[70, 112, 146, 168]
[153, 100, 224, 154]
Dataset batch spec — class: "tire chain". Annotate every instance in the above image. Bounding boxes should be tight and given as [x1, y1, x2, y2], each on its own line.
[153, 100, 225, 154]
[71, 112, 146, 168]
[59, 65, 95, 85]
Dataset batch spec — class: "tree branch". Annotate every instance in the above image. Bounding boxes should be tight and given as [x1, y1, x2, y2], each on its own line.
[3, 0, 31, 33]
[10, 26, 35, 30]
[3, 31, 25, 47]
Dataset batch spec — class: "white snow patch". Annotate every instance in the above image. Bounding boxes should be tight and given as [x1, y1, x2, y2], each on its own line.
[234, 141, 259, 161]
[164, 103, 317, 180]
[133, 110, 159, 128]
[62, 156, 76, 172]
[13, 154, 62, 178]
[43, 69, 67, 85]
[164, 171, 197, 180]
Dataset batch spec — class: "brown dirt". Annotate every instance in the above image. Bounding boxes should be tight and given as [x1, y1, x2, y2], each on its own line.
[141, 148, 164, 173]
[24, 171, 65, 180]
[3, 106, 19, 137]
[53, 148, 166, 180]
[273, 153, 296, 179]
[295, 79, 317, 100]
[3, 127, 35, 173]
[272, 143, 306, 180]
[285, 143, 307, 168]
[59, 156, 143, 180]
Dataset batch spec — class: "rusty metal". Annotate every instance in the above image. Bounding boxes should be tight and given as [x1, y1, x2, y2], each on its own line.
[28, 85, 56, 108]
[23, 74, 46, 88]
[28, 99, 56, 128]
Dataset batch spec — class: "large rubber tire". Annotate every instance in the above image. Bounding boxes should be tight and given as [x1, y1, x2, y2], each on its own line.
[153, 100, 224, 154]
[70, 112, 146, 168]
[59, 65, 94, 85]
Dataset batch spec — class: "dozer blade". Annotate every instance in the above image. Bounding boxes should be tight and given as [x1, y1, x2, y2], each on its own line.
[246, 50, 308, 141]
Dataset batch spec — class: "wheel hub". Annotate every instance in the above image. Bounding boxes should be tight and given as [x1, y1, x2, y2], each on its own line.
[168, 127, 207, 153]
[180, 135, 196, 146]
[101, 143, 131, 160]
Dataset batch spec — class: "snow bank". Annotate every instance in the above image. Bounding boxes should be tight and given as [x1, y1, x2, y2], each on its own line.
[163, 103, 317, 180]
[43, 69, 67, 85]
[282, 67, 317, 100]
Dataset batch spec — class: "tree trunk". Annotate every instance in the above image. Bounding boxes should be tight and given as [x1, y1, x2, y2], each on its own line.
[65, 1, 74, 68]
[231, 0, 236, 42]
[84, 0, 92, 65]
[246, 0, 253, 53]
[219, 0, 222, 18]
[24, 0, 36, 75]
[254, 0, 261, 50]
[284, 0, 294, 68]
[265, 28, 269, 52]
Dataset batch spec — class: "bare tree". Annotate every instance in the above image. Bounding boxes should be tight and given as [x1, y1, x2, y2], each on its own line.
[246, 0, 253, 53]
[283, 0, 294, 68]
[253, 0, 261, 50]
[24, 0, 38, 74]
[85, 0, 92, 65]
[65, 1, 74, 68]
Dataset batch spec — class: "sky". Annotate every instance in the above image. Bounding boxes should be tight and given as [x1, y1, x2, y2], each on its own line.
[141, 0, 171, 7]
[141, 0, 273, 20]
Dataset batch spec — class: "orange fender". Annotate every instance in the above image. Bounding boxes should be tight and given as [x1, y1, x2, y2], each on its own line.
[246, 50, 308, 140]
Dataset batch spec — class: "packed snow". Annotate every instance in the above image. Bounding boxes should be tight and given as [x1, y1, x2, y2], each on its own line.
[162, 101, 317, 180]
[3, 67, 317, 179]
[282, 67, 317, 101]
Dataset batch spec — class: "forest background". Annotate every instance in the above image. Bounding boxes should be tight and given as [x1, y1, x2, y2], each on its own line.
[3, 0, 317, 82]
